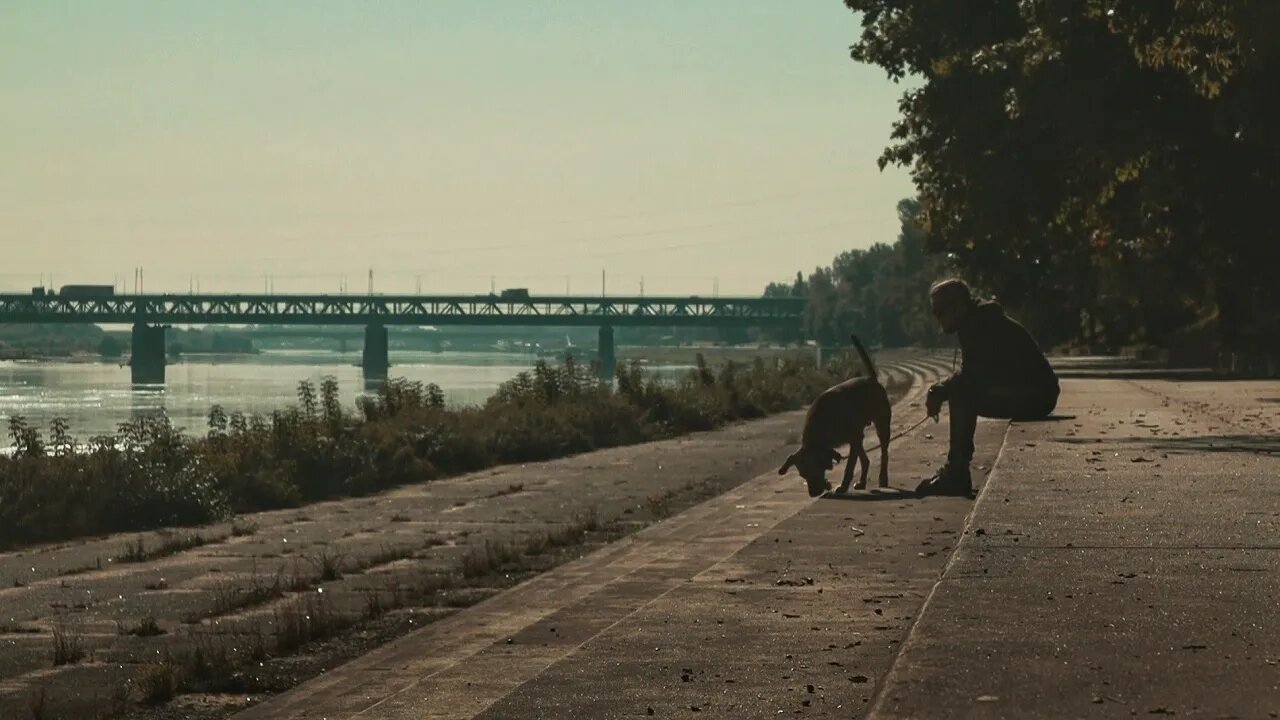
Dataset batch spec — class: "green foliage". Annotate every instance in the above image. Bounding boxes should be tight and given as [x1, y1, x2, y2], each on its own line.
[843, 0, 1280, 351]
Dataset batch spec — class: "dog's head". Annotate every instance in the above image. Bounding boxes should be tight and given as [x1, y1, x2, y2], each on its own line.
[777, 446, 842, 497]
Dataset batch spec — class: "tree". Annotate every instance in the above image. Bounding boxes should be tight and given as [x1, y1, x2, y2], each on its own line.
[772, 197, 953, 348]
[97, 335, 124, 359]
[844, 0, 1280, 351]
[804, 268, 841, 345]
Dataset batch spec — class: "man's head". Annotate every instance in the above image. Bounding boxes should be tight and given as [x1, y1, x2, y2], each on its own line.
[930, 278, 974, 334]
[778, 446, 842, 497]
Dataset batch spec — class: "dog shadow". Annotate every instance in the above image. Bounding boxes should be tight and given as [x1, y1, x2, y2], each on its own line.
[820, 487, 920, 502]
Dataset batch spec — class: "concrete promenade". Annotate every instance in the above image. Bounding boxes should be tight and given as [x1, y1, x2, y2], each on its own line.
[234, 375, 1279, 719]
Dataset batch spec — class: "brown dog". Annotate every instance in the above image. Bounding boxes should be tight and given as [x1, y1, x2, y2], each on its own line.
[778, 335, 891, 497]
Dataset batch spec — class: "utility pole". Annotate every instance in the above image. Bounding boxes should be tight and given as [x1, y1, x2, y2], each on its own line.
[640, 276, 644, 297]
[368, 268, 374, 294]
[601, 269, 606, 297]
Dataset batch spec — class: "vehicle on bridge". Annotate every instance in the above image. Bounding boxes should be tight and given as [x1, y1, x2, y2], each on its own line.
[57, 284, 116, 298]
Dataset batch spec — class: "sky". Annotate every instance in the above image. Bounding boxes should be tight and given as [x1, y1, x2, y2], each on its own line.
[1, 1, 916, 297]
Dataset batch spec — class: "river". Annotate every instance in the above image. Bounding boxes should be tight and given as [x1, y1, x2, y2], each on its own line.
[0, 350, 691, 447]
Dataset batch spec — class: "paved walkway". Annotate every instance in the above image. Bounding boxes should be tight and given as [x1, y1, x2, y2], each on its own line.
[235, 376, 1280, 719]
[871, 378, 1280, 719]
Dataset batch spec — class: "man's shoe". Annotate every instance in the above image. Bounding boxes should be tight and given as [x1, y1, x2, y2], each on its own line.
[915, 464, 973, 497]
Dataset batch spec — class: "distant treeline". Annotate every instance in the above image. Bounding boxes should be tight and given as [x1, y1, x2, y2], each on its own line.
[0, 325, 257, 360]
[762, 199, 952, 350]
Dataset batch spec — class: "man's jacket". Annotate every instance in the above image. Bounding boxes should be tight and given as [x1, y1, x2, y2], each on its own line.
[936, 301, 1058, 396]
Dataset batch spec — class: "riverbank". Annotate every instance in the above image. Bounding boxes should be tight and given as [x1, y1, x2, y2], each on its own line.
[0, 351, 947, 720]
[0, 351, 872, 550]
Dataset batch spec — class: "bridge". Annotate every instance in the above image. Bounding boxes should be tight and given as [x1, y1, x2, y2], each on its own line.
[0, 293, 805, 383]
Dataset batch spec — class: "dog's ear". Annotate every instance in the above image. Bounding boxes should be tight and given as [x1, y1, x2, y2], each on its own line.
[778, 452, 797, 475]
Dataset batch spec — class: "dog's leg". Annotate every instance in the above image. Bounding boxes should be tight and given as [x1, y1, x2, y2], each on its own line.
[833, 442, 856, 494]
[874, 403, 892, 488]
[846, 436, 869, 491]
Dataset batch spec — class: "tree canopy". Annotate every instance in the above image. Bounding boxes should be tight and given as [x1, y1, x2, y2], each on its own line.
[843, 0, 1279, 351]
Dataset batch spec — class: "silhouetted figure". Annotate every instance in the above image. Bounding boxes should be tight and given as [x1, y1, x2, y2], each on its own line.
[916, 279, 1059, 496]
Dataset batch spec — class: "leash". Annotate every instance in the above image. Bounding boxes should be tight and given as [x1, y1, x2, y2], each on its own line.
[862, 414, 933, 453]
[861, 348, 953, 452]
[846, 345, 957, 454]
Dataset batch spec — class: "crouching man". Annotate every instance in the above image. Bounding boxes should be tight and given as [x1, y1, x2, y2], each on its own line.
[916, 279, 1059, 497]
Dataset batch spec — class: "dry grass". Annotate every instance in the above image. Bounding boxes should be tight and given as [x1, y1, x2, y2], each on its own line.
[121, 616, 165, 637]
[120, 532, 207, 563]
[460, 540, 523, 579]
[366, 543, 417, 568]
[134, 661, 182, 705]
[274, 593, 347, 654]
[484, 482, 525, 499]
[51, 624, 85, 666]
[307, 550, 345, 582]
[231, 518, 258, 536]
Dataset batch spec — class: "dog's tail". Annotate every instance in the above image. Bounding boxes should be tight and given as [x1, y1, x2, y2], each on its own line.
[850, 334, 878, 381]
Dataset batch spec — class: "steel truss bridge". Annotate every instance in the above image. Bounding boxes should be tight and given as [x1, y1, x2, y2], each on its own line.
[0, 293, 801, 327]
[0, 293, 805, 382]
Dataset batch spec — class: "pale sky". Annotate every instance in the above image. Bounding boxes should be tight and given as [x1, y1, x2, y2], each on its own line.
[1, 2, 915, 297]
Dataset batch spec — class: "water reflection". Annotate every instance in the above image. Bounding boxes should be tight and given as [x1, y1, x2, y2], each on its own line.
[128, 384, 168, 430]
[0, 351, 692, 447]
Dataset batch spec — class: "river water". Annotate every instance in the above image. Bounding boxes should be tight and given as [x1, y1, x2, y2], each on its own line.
[0, 351, 691, 447]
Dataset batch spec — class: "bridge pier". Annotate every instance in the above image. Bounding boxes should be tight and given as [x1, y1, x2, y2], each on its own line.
[597, 324, 616, 380]
[362, 323, 390, 380]
[130, 323, 166, 384]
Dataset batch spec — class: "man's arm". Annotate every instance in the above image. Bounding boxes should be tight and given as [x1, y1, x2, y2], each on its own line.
[927, 374, 956, 417]
[927, 347, 970, 414]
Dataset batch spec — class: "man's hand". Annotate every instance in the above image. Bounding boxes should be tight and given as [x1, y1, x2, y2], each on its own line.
[925, 383, 944, 420]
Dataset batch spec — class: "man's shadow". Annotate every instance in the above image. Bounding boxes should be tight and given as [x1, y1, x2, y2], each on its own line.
[1009, 413, 1077, 422]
